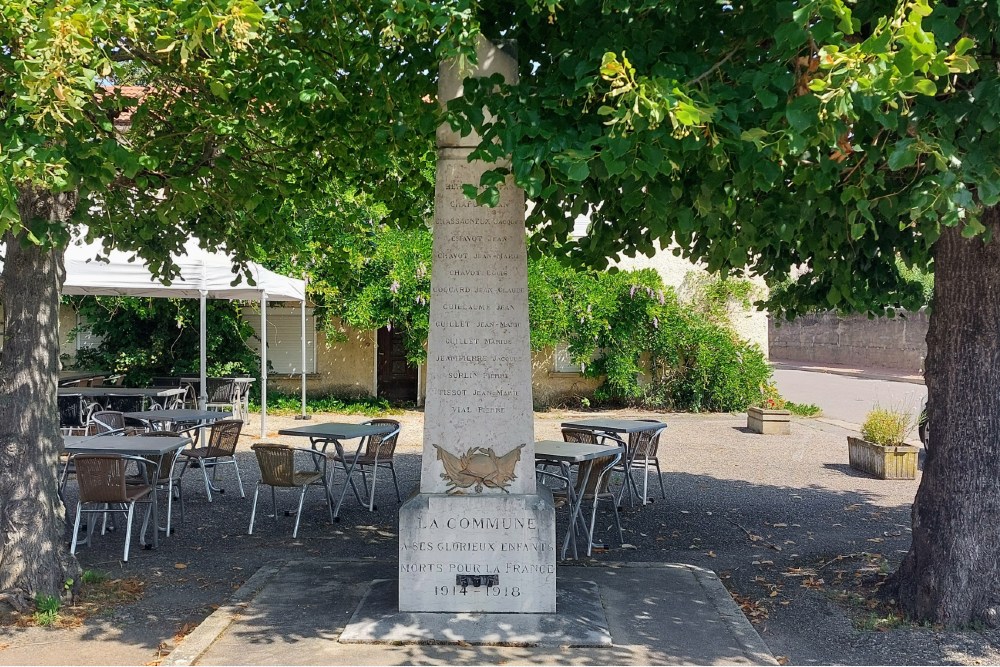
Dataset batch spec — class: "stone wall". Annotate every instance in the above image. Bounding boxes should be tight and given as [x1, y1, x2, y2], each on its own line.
[768, 310, 928, 373]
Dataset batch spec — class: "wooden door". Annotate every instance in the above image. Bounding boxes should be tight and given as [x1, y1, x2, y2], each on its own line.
[377, 327, 418, 402]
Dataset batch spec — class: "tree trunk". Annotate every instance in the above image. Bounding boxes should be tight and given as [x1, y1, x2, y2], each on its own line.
[890, 208, 1000, 626]
[0, 188, 78, 611]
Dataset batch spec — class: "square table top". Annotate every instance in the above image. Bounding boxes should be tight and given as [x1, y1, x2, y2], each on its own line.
[278, 422, 393, 440]
[534, 439, 623, 463]
[64, 434, 192, 455]
[560, 418, 666, 434]
[123, 409, 233, 422]
[59, 387, 187, 398]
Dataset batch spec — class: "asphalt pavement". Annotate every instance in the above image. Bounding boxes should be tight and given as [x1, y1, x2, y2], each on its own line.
[772, 360, 926, 430]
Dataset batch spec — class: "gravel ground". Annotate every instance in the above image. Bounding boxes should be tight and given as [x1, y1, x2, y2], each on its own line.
[3, 408, 1000, 666]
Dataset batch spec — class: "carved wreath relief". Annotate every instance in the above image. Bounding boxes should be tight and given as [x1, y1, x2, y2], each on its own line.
[433, 443, 525, 494]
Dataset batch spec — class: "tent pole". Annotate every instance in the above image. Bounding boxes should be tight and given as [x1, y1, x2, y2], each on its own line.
[199, 289, 207, 409]
[299, 287, 309, 419]
[260, 292, 268, 438]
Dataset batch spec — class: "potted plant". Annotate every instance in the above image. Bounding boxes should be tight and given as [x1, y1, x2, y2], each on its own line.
[747, 383, 791, 435]
[848, 405, 919, 480]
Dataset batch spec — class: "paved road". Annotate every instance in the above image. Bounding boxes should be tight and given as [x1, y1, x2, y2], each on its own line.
[772, 363, 926, 429]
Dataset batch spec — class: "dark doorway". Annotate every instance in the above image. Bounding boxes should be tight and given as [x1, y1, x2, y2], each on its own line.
[377, 327, 418, 402]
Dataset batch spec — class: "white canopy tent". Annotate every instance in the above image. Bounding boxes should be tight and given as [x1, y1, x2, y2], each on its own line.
[4, 238, 308, 436]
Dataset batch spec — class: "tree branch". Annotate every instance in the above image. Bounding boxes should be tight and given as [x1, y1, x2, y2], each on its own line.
[686, 47, 741, 87]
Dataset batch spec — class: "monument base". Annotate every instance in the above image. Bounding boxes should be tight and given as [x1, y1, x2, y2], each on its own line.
[341, 578, 610, 647]
[398, 491, 556, 613]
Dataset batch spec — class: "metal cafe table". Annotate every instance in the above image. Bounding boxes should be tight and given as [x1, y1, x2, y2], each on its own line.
[59, 386, 188, 411]
[124, 408, 233, 443]
[277, 422, 395, 521]
[534, 439, 624, 560]
[63, 434, 192, 548]
[559, 417, 667, 506]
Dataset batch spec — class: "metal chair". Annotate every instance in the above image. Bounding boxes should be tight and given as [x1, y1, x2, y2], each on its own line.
[104, 395, 149, 429]
[87, 410, 128, 436]
[69, 454, 155, 562]
[329, 419, 402, 511]
[551, 428, 626, 556]
[57, 394, 91, 499]
[58, 394, 91, 436]
[137, 431, 187, 535]
[178, 419, 245, 502]
[206, 378, 241, 420]
[248, 443, 333, 538]
[626, 420, 668, 504]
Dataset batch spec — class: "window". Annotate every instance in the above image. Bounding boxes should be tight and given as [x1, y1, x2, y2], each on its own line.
[553, 342, 586, 374]
[244, 307, 317, 374]
[75, 313, 104, 351]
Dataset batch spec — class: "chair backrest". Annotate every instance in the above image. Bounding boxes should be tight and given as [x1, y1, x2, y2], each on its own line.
[58, 394, 86, 428]
[362, 419, 401, 458]
[629, 421, 666, 459]
[104, 394, 145, 413]
[139, 431, 183, 481]
[562, 428, 600, 445]
[74, 454, 130, 503]
[89, 410, 126, 434]
[89, 376, 107, 387]
[181, 383, 198, 409]
[106, 375, 126, 386]
[576, 453, 621, 497]
[205, 419, 243, 457]
[206, 378, 238, 404]
[251, 443, 296, 486]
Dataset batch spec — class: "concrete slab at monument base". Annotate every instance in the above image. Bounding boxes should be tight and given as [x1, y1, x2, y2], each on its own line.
[341, 578, 610, 647]
[164, 560, 777, 666]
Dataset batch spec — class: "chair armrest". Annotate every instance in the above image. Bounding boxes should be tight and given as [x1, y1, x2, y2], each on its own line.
[120, 454, 158, 484]
[295, 446, 329, 474]
[598, 433, 627, 448]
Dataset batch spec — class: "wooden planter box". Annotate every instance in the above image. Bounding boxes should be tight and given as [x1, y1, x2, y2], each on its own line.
[847, 436, 918, 480]
[747, 406, 791, 435]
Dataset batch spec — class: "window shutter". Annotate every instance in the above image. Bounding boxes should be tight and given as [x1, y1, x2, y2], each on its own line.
[244, 307, 316, 374]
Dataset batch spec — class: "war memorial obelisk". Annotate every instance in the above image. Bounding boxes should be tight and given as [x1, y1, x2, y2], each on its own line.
[398, 37, 557, 613]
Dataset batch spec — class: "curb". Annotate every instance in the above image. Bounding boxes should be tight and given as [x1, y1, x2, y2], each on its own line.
[690, 565, 778, 666]
[163, 562, 283, 666]
[772, 361, 924, 385]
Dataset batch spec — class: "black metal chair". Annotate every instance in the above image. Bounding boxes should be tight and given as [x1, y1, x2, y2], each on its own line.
[58, 394, 90, 435]
[206, 378, 240, 420]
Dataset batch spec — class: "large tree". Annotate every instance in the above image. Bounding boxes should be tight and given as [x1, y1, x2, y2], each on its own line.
[431, 0, 994, 625]
[0, 0, 442, 609]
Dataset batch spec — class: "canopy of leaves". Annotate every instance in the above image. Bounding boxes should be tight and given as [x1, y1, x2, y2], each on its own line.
[69, 296, 258, 388]
[0, 0, 446, 270]
[430, 0, 991, 319]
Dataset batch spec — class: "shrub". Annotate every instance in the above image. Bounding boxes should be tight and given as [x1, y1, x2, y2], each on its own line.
[786, 401, 822, 417]
[529, 256, 773, 412]
[861, 406, 913, 446]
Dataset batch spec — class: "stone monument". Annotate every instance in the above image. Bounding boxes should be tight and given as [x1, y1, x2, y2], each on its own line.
[398, 36, 557, 613]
